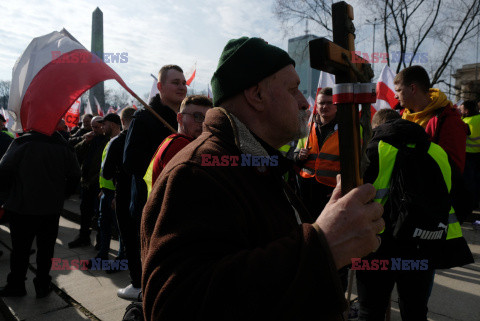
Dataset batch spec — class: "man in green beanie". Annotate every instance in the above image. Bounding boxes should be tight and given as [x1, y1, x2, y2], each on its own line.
[141, 37, 384, 321]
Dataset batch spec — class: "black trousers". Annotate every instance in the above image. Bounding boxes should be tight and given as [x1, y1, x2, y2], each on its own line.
[7, 212, 60, 287]
[79, 185, 100, 237]
[297, 176, 334, 219]
[116, 184, 142, 288]
[356, 268, 435, 321]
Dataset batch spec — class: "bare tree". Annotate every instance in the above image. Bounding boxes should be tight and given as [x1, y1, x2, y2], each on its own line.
[0, 80, 11, 109]
[273, 0, 333, 37]
[273, 0, 480, 96]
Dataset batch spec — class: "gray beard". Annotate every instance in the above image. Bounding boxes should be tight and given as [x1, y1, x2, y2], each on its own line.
[292, 109, 310, 141]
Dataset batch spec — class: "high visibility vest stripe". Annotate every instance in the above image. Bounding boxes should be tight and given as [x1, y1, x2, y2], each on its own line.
[99, 139, 115, 190]
[316, 169, 338, 177]
[374, 188, 389, 201]
[144, 137, 175, 198]
[467, 135, 480, 141]
[466, 143, 480, 148]
[318, 152, 340, 161]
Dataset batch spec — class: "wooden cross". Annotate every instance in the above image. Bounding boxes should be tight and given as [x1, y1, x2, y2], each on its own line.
[309, 1, 373, 194]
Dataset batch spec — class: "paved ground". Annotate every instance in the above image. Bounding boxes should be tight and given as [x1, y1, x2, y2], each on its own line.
[0, 196, 479, 320]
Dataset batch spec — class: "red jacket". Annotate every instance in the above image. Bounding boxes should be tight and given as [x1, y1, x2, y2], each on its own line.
[425, 106, 468, 172]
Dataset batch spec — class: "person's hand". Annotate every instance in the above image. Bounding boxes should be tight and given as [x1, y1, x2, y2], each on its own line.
[314, 175, 384, 269]
[297, 148, 311, 161]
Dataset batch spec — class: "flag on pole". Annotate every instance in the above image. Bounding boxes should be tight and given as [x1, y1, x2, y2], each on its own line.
[371, 65, 398, 111]
[64, 99, 80, 128]
[1, 108, 11, 129]
[7, 29, 140, 135]
[314, 71, 335, 113]
[207, 84, 213, 99]
[107, 106, 116, 114]
[185, 63, 196, 86]
[148, 74, 159, 103]
[84, 98, 93, 115]
[93, 96, 103, 116]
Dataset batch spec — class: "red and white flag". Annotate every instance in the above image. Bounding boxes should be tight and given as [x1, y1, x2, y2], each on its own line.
[371, 65, 398, 111]
[314, 71, 335, 113]
[185, 63, 196, 86]
[84, 98, 93, 115]
[93, 96, 103, 116]
[7, 29, 138, 135]
[64, 99, 80, 128]
[207, 84, 213, 99]
[107, 106, 116, 114]
[148, 74, 159, 103]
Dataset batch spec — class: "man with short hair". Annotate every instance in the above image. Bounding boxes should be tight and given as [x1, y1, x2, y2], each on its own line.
[123, 65, 187, 240]
[69, 114, 93, 147]
[94, 113, 123, 262]
[395, 65, 468, 172]
[459, 100, 480, 209]
[295, 87, 339, 216]
[141, 37, 384, 321]
[144, 95, 213, 194]
[0, 121, 80, 297]
[101, 107, 143, 299]
[68, 116, 109, 248]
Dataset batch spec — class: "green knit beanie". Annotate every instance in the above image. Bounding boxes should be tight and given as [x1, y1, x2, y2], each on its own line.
[211, 37, 295, 106]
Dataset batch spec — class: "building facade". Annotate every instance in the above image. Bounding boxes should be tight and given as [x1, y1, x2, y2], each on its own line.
[453, 63, 480, 102]
[288, 34, 320, 100]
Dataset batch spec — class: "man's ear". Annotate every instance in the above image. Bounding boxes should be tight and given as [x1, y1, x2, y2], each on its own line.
[243, 84, 265, 112]
[157, 81, 162, 92]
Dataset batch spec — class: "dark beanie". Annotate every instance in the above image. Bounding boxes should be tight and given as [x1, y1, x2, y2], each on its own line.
[211, 37, 295, 106]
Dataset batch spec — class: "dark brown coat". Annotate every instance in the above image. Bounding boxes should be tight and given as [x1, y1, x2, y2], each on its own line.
[141, 107, 347, 321]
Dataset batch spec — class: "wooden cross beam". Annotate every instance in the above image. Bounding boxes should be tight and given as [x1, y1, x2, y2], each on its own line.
[309, 1, 373, 194]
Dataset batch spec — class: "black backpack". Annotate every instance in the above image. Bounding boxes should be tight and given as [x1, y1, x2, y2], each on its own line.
[386, 140, 451, 241]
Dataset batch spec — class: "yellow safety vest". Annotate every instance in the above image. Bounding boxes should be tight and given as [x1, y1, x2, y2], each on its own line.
[372, 140, 462, 240]
[99, 140, 115, 191]
[463, 114, 480, 153]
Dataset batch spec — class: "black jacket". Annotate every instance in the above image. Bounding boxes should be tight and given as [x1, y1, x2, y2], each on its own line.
[68, 127, 91, 147]
[0, 130, 14, 160]
[75, 134, 109, 189]
[365, 119, 473, 269]
[0, 131, 80, 215]
[103, 130, 130, 193]
[123, 94, 178, 177]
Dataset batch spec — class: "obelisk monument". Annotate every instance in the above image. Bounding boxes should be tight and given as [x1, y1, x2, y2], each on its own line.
[89, 7, 105, 114]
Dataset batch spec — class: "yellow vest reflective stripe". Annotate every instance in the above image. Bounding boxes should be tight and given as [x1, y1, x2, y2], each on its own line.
[426, 143, 461, 240]
[463, 114, 480, 153]
[2, 130, 14, 138]
[99, 140, 115, 190]
[372, 141, 398, 205]
[372, 140, 462, 240]
[144, 137, 174, 198]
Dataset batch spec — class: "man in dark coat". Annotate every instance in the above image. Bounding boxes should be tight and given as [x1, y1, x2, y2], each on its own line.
[0, 128, 80, 297]
[68, 114, 93, 147]
[141, 37, 384, 321]
[123, 65, 187, 230]
[68, 116, 109, 248]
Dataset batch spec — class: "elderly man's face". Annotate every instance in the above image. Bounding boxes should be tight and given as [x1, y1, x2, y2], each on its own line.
[83, 116, 92, 130]
[262, 65, 310, 146]
[91, 120, 104, 136]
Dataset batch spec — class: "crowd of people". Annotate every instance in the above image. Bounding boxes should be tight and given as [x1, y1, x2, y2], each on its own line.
[0, 36, 478, 321]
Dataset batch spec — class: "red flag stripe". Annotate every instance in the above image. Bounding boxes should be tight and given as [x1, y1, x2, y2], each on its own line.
[376, 81, 398, 109]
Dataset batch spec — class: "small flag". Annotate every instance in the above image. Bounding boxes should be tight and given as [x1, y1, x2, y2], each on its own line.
[185, 62, 196, 86]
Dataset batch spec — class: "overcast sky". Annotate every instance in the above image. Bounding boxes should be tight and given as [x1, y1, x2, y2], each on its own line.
[1, 0, 477, 103]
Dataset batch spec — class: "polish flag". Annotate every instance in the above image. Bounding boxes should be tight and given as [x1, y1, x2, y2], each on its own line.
[7, 29, 139, 135]
[185, 63, 196, 86]
[1, 108, 12, 130]
[371, 65, 398, 112]
[314, 71, 336, 113]
[84, 98, 93, 115]
[64, 99, 81, 128]
[94, 96, 103, 116]
[207, 84, 213, 99]
[148, 74, 159, 103]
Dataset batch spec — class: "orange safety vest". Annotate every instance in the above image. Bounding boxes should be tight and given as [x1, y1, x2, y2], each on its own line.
[298, 123, 340, 187]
